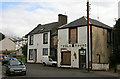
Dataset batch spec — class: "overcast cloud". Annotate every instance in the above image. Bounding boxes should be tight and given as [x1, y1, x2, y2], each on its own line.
[0, 0, 119, 37]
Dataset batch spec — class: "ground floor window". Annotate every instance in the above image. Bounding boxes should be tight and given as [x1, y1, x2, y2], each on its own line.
[29, 49, 34, 60]
[43, 48, 48, 56]
[61, 51, 71, 65]
[97, 54, 100, 64]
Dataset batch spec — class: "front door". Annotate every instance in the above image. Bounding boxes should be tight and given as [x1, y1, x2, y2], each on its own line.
[79, 49, 86, 69]
[34, 49, 37, 63]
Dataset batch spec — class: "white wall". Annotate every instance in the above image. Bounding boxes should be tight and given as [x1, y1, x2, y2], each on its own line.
[58, 26, 87, 68]
[27, 32, 50, 63]
[58, 28, 69, 67]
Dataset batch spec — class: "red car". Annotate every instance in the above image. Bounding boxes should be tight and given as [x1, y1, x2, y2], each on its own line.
[0, 54, 7, 60]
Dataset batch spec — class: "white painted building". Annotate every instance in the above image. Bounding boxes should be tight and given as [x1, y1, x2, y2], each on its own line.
[58, 16, 112, 70]
[118, 1, 120, 18]
[27, 14, 67, 63]
[27, 32, 50, 63]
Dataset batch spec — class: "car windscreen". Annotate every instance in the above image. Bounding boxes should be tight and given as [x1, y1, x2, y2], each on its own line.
[9, 60, 22, 66]
[49, 57, 56, 61]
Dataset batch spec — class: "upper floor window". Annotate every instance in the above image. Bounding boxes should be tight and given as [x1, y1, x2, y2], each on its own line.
[43, 33, 48, 44]
[107, 30, 111, 44]
[29, 35, 33, 45]
[69, 28, 77, 44]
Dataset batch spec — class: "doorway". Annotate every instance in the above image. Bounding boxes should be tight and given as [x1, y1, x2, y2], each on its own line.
[34, 49, 37, 63]
[61, 51, 71, 65]
[79, 49, 86, 69]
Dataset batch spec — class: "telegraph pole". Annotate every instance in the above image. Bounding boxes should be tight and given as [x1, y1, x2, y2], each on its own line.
[87, 0, 90, 72]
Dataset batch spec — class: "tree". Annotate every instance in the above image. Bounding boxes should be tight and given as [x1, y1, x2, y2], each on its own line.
[110, 18, 120, 72]
[21, 44, 27, 58]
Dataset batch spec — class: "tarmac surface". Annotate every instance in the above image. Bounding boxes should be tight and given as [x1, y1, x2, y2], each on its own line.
[2, 63, 120, 79]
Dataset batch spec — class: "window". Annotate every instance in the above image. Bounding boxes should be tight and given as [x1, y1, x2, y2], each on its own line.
[97, 54, 100, 64]
[107, 31, 111, 43]
[29, 49, 34, 60]
[69, 28, 77, 44]
[43, 48, 48, 56]
[29, 35, 33, 45]
[43, 33, 48, 44]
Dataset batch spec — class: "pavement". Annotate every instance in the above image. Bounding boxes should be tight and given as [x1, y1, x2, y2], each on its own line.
[93, 70, 119, 77]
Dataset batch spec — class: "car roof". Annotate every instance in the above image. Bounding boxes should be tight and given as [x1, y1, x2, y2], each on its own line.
[9, 58, 17, 60]
[0, 54, 7, 56]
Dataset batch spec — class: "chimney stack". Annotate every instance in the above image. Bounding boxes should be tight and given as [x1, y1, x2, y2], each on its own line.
[58, 14, 67, 27]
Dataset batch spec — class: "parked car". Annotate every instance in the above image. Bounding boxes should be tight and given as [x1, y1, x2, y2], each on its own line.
[42, 56, 57, 67]
[0, 54, 7, 60]
[2, 58, 17, 65]
[5, 60, 26, 75]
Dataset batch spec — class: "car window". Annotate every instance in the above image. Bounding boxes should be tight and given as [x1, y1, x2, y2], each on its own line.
[19, 60, 24, 65]
[49, 58, 53, 61]
[10, 60, 21, 66]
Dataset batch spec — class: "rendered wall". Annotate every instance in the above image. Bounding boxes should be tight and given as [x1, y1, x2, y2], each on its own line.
[58, 26, 87, 68]
[27, 32, 50, 63]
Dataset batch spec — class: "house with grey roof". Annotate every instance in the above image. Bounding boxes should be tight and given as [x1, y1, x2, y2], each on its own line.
[0, 32, 5, 41]
[0, 38, 16, 54]
[57, 16, 112, 70]
[9, 37, 27, 57]
[27, 14, 67, 63]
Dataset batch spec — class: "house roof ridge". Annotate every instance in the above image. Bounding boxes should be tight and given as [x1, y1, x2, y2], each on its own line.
[59, 16, 112, 29]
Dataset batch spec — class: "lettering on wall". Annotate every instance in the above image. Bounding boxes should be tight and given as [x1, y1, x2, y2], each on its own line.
[61, 44, 86, 48]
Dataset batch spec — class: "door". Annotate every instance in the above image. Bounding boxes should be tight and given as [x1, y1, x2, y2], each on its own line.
[34, 49, 37, 63]
[79, 49, 86, 69]
[61, 51, 71, 65]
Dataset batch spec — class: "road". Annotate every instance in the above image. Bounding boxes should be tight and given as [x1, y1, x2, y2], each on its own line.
[2, 63, 120, 79]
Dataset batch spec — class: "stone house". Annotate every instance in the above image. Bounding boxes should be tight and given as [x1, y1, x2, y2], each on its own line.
[27, 14, 67, 63]
[57, 16, 112, 70]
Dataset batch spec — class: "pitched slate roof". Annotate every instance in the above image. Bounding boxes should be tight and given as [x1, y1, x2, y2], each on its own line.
[59, 16, 112, 29]
[0, 32, 5, 41]
[27, 22, 59, 35]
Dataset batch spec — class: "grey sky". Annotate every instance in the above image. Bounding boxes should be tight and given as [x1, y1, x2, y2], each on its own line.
[0, 0, 120, 37]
